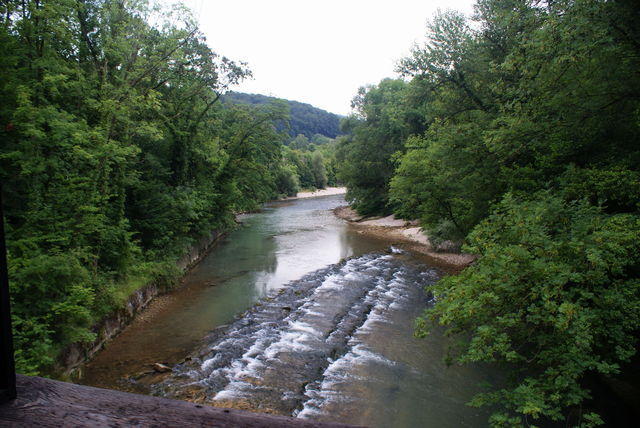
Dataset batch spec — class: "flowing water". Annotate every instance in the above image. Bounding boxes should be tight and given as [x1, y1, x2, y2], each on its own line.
[82, 194, 494, 427]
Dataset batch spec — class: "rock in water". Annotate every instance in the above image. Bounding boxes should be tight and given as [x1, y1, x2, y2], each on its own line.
[153, 363, 172, 373]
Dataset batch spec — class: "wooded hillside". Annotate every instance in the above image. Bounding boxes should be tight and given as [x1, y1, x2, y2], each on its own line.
[224, 92, 342, 140]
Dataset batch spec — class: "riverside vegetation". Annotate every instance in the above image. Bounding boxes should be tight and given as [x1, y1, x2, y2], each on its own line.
[335, 0, 640, 426]
[1, 0, 639, 427]
[0, 0, 337, 376]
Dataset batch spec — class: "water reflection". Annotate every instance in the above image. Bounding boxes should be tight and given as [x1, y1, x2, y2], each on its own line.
[80, 194, 386, 391]
[189, 195, 384, 299]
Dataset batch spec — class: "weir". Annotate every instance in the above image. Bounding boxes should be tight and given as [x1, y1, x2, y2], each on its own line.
[0, 196, 363, 427]
[155, 253, 439, 421]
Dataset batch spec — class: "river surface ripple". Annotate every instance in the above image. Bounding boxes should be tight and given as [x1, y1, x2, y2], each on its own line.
[83, 195, 493, 427]
[156, 196, 491, 427]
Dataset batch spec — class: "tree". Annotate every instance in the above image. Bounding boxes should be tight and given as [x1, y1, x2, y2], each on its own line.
[336, 78, 411, 215]
[311, 152, 328, 189]
[0, 0, 292, 374]
[289, 133, 311, 150]
[341, 0, 640, 424]
[418, 194, 640, 426]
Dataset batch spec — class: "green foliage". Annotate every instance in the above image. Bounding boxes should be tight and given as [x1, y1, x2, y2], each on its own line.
[0, 0, 301, 375]
[283, 143, 336, 191]
[338, 0, 640, 424]
[217, 101, 290, 211]
[390, 113, 503, 240]
[222, 96, 340, 193]
[223, 91, 342, 139]
[418, 194, 640, 425]
[289, 134, 311, 151]
[8, 250, 96, 374]
[336, 79, 412, 215]
[311, 152, 328, 189]
[275, 163, 300, 197]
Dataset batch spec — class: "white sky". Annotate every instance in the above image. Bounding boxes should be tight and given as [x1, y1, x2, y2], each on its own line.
[180, 0, 475, 115]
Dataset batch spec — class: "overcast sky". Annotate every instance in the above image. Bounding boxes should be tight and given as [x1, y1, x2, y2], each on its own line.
[181, 0, 475, 115]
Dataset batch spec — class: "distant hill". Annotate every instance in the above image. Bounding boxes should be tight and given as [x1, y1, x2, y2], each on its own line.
[223, 92, 342, 140]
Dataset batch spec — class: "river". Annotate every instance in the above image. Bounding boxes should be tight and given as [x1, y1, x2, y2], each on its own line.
[81, 194, 494, 427]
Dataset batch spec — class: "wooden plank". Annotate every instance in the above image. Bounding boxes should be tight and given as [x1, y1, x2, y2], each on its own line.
[0, 375, 361, 427]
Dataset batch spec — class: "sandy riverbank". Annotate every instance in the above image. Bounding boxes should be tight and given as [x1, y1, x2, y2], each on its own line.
[292, 186, 347, 199]
[333, 206, 475, 272]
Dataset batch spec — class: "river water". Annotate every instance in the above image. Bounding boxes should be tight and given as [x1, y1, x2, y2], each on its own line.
[81, 194, 493, 427]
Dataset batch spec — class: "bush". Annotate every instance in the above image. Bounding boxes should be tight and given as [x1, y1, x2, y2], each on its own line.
[418, 193, 640, 425]
[276, 164, 300, 197]
[9, 251, 96, 374]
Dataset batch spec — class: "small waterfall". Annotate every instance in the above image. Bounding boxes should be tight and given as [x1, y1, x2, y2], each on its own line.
[154, 253, 437, 419]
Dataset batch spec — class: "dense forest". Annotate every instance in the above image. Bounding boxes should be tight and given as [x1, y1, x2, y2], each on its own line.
[336, 0, 639, 425]
[223, 92, 342, 140]
[0, 0, 337, 375]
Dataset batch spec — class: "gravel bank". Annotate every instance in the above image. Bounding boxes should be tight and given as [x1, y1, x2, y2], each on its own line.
[294, 187, 347, 199]
[333, 206, 475, 272]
